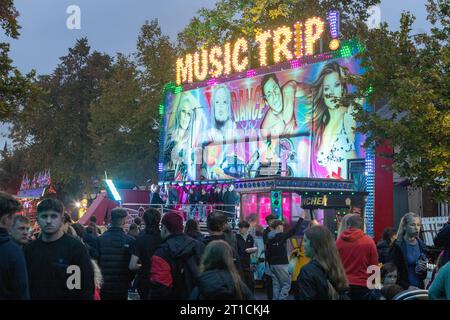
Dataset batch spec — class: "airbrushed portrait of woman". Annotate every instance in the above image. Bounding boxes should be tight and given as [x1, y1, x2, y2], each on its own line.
[310, 61, 357, 179]
[208, 84, 237, 144]
[164, 92, 200, 181]
[206, 84, 243, 179]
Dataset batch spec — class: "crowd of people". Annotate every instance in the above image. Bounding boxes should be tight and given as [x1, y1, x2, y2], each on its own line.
[149, 184, 239, 224]
[1, 190, 450, 300]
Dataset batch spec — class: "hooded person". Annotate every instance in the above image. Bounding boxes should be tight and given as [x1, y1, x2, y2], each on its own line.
[336, 214, 378, 300]
[149, 212, 205, 300]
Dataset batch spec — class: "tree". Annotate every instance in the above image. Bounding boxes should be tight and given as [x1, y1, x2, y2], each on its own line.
[0, 0, 36, 119]
[342, 0, 449, 201]
[89, 54, 147, 183]
[9, 38, 112, 201]
[135, 19, 176, 181]
[177, 0, 380, 54]
[0, 145, 29, 194]
[89, 19, 176, 185]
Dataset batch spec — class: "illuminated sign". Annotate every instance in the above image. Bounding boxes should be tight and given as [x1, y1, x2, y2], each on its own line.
[176, 12, 341, 85]
[302, 195, 328, 207]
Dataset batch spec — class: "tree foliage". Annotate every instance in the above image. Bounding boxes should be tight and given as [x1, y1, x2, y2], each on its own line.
[5, 19, 176, 200]
[0, 0, 36, 119]
[9, 39, 113, 200]
[343, 0, 449, 201]
[177, 0, 380, 53]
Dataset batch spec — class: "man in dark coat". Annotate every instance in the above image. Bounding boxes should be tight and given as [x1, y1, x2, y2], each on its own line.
[0, 192, 29, 300]
[97, 208, 135, 300]
[236, 220, 257, 292]
[150, 184, 164, 209]
[149, 212, 204, 300]
[222, 185, 239, 228]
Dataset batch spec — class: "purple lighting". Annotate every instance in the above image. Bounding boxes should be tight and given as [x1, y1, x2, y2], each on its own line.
[290, 59, 301, 69]
[246, 69, 256, 78]
[327, 10, 339, 39]
[207, 78, 218, 86]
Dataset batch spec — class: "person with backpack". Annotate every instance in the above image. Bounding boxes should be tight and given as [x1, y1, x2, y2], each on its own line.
[295, 225, 349, 300]
[149, 212, 205, 300]
[190, 240, 255, 300]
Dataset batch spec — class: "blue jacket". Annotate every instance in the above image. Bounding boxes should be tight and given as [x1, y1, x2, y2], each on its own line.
[0, 227, 29, 300]
[429, 260, 450, 300]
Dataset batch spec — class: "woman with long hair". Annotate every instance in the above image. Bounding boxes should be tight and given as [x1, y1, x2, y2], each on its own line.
[310, 61, 357, 178]
[164, 92, 199, 181]
[389, 212, 429, 289]
[190, 240, 254, 300]
[295, 225, 349, 300]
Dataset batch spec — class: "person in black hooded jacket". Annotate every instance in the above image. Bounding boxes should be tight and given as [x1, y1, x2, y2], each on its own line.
[149, 212, 205, 300]
[0, 192, 29, 300]
[190, 240, 254, 300]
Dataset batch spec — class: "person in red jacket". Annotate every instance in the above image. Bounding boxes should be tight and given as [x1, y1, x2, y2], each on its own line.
[336, 214, 378, 300]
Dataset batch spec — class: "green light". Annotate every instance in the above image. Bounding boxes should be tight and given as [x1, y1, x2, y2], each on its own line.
[305, 192, 308, 195]
[159, 104, 164, 115]
[174, 86, 183, 94]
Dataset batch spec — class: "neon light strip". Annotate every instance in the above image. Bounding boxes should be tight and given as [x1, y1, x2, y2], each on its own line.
[105, 179, 122, 201]
[327, 10, 339, 39]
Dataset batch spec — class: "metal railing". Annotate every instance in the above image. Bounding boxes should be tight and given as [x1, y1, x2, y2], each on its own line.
[121, 203, 239, 218]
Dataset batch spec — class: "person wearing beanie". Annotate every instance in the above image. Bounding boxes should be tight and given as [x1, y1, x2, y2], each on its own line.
[149, 212, 205, 299]
[336, 214, 378, 300]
